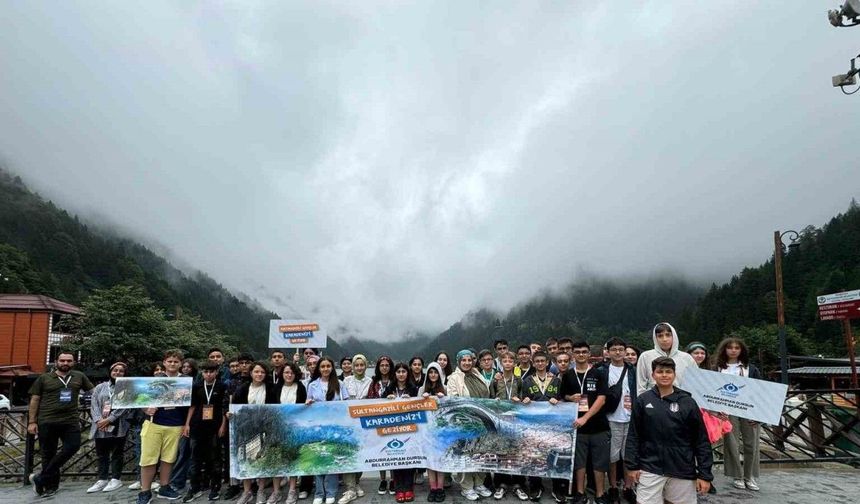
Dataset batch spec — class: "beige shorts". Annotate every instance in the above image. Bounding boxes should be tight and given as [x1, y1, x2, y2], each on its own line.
[637, 471, 696, 504]
[609, 421, 629, 463]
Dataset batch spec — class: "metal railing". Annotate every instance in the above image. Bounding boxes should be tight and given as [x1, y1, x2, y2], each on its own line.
[0, 407, 141, 482]
[1, 388, 858, 482]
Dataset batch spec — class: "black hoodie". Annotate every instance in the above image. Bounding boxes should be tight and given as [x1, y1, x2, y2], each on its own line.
[625, 386, 713, 482]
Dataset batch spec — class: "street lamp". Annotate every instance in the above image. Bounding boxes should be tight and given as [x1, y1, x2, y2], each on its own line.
[774, 230, 800, 385]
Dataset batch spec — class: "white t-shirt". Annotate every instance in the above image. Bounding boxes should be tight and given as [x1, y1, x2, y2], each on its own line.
[722, 363, 742, 376]
[279, 383, 298, 404]
[606, 363, 632, 423]
[248, 384, 266, 405]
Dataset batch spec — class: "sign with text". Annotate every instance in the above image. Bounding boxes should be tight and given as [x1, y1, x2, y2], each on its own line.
[682, 368, 788, 425]
[268, 319, 328, 349]
[817, 290, 860, 321]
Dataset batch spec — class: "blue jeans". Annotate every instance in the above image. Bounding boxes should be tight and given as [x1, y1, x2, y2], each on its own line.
[169, 436, 193, 490]
[314, 474, 338, 499]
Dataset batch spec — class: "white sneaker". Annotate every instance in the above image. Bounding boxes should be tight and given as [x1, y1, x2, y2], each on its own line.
[475, 485, 492, 498]
[129, 481, 142, 490]
[152, 482, 162, 492]
[103, 479, 124, 492]
[266, 490, 282, 504]
[298, 492, 309, 500]
[745, 478, 760, 491]
[461, 489, 479, 501]
[256, 490, 268, 504]
[312, 498, 323, 504]
[88, 480, 109, 493]
[325, 498, 335, 504]
[355, 487, 364, 498]
[732, 479, 745, 489]
[493, 487, 506, 500]
[237, 491, 256, 504]
[338, 490, 357, 504]
[514, 488, 530, 501]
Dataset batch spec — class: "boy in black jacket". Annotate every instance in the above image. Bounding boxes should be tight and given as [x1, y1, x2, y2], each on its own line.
[182, 361, 229, 502]
[625, 357, 712, 504]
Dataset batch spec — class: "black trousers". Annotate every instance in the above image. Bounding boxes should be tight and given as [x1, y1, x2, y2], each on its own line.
[189, 431, 222, 491]
[36, 422, 82, 490]
[392, 469, 415, 492]
[95, 437, 126, 480]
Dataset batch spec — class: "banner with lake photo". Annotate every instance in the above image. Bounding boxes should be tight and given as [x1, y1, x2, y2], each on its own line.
[229, 397, 577, 479]
[113, 376, 193, 409]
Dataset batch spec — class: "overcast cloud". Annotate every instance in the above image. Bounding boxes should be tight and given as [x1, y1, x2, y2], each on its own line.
[1, 1, 858, 340]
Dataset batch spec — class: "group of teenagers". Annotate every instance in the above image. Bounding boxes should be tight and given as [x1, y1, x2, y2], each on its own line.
[24, 322, 766, 504]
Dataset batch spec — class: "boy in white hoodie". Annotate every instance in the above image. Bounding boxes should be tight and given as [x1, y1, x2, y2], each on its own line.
[635, 323, 698, 396]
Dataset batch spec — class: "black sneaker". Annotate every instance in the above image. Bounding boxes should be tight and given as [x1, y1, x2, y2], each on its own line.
[159, 485, 182, 500]
[530, 487, 543, 502]
[571, 493, 587, 504]
[551, 490, 565, 504]
[42, 487, 58, 498]
[607, 488, 619, 504]
[621, 488, 636, 504]
[222, 485, 241, 501]
[183, 488, 203, 503]
[29, 473, 45, 497]
[378, 481, 387, 495]
[594, 494, 609, 504]
[388, 480, 395, 495]
[138, 490, 154, 504]
[208, 487, 221, 501]
[708, 484, 717, 495]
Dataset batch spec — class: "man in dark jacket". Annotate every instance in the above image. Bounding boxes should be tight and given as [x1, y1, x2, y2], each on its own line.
[625, 357, 712, 504]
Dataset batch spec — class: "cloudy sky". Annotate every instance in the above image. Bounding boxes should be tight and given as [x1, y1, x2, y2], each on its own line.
[1, 2, 858, 340]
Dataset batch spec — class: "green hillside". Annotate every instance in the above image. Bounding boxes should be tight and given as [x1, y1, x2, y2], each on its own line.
[0, 169, 348, 361]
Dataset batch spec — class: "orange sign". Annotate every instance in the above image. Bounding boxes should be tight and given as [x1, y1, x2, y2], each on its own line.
[279, 323, 320, 333]
[377, 424, 418, 436]
[348, 398, 438, 418]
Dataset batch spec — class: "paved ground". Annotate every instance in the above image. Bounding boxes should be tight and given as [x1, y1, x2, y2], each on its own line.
[1, 467, 858, 504]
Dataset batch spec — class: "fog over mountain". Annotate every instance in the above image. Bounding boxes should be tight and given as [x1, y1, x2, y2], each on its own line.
[1, 2, 858, 341]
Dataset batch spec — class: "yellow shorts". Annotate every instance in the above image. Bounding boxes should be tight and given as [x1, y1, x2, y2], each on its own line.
[139, 420, 182, 466]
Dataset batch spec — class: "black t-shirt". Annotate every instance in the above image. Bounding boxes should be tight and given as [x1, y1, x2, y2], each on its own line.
[560, 367, 609, 434]
[189, 380, 228, 430]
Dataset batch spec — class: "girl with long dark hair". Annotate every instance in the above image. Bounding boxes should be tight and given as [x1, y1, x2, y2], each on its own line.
[306, 357, 349, 504]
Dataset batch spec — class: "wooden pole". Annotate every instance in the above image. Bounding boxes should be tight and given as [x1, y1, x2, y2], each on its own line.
[845, 319, 858, 389]
[774, 231, 789, 384]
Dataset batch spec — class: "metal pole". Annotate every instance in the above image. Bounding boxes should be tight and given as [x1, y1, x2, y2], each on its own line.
[774, 231, 789, 384]
[845, 319, 858, 389]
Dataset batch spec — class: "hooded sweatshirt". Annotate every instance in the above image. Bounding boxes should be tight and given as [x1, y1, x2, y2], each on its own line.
[417, 362, 447, 396]
[636, 322, 698, 396]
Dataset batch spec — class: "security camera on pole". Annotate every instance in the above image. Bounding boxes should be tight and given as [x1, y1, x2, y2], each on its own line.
[828, 1, 860, 94]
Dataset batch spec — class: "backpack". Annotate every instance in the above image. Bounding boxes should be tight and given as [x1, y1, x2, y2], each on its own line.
[603, 365, 629, 412]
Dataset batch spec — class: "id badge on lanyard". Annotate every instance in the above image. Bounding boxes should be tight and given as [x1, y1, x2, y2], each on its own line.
[202, 382, 215, 420]
[58, 375, 72, 403]
[576, 369, 590, 413]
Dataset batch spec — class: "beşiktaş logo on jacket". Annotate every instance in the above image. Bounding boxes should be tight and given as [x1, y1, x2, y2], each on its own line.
[716, 382, 745, 399]
[645, 403, 654, 409]
[669, 403, 679, 413]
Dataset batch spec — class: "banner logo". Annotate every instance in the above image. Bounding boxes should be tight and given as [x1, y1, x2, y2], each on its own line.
[716, 382, 745, 398]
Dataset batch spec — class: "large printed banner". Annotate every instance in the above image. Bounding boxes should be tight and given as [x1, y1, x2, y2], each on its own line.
[682, 368, 788, 425]
[230, 397, 577, 479]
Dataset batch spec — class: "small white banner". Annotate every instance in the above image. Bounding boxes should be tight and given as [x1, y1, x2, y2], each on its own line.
[268, 319, 328, 349]
[681, 368, 788, 425]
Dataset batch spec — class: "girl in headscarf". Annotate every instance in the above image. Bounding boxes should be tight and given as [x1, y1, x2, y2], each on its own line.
[445, 350, 492, 501]
[88, 362, 130, 494]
